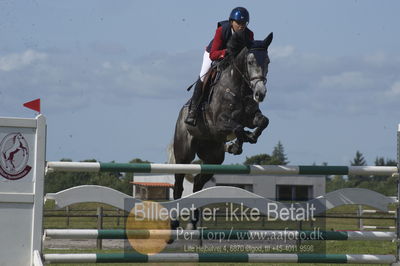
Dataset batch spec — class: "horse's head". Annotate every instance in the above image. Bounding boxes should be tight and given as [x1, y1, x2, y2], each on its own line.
[247, 33, 273, 102]
[227, 31, 273, 103]
[13, 133, 22, 142]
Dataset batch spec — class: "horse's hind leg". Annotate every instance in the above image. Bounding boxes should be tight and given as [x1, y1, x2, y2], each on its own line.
[173, 149, 196, 199]
[194, 140, 225, 192]
[173, 109, 197, 199]
[174, 152, 195, 199]
[187, 141, 225, 229]
[169, 109, 197, 241]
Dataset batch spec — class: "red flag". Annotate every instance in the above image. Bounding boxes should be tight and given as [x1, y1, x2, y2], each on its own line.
[23, 98, 41, 113]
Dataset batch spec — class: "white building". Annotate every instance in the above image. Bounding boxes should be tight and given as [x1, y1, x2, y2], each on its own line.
[133, 173, 325, 200]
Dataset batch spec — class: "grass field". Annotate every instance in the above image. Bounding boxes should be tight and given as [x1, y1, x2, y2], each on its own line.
[43, 201, 397, 266]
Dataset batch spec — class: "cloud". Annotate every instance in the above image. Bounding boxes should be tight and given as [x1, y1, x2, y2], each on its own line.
[364, 51, 387, 66]
[0, 49, 47, 71]
[267, 49, 400, 116]
[0, 48, 200, 114]
[1, 46, 399, 118]
[385, 81, 400, 96]
[318, 71, 373, 91]
[270, 45, 294, 58]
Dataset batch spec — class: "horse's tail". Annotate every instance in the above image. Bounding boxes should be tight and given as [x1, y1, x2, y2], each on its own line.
[167, 140, 175, 164]
[166, 139, 194, 183]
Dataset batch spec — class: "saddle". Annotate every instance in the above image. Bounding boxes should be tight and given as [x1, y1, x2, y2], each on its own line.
[201, 63, 221, 104]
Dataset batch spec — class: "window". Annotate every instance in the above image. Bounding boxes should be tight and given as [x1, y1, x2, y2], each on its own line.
[217, 184, 253, 192]
[276, 185, 312, 201]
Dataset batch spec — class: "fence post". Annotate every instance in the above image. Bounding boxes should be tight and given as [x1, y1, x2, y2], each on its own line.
[66, 206, 70, 227]
[199, 208, 203, 247]
[97, 206, 103, 250]
[297, 220, 303, 247]
[358, 205, 363, 230]
[116, 208, 120, 227]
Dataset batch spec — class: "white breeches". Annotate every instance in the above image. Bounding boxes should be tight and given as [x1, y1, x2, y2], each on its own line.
[199, 51, 212, 82]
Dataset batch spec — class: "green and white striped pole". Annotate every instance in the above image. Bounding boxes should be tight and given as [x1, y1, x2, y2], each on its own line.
[46, 162, 398, 176]
[43, 253, 396, 264]
[44, 229, 396, 241]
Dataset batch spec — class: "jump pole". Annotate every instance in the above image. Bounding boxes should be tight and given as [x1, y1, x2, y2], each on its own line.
[44, 229, 396, 241]
[43, 253, 397, 264]
[46, 161, 398, 176]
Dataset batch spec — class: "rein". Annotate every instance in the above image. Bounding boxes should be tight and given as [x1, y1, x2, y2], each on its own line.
[232, 49, 267, 90]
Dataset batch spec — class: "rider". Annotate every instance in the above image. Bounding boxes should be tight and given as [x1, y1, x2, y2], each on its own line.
[185, 7, 254, 126]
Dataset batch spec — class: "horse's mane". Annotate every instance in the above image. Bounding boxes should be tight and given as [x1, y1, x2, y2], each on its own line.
[227, 30, 252, 55]
[218, 30, 252, 70]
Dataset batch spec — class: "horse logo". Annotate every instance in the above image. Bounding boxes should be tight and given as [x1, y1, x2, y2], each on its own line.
[0, 132, 32, 180]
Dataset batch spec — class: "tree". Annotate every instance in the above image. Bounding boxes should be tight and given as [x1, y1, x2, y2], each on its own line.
[375, 157, 397, 166]
[243, 142, 289, 165]
[372, 157, 397, 182]
[124, 158, 152, 195]
[270, 141, 289, 165]
[348, 151, 368, 186]
[45, 158, 149, 195]
[244, 154, 271, 165]
[129, 158, 151, 164]
[326, 175, 346, 192]
[350, 151, 366, 166]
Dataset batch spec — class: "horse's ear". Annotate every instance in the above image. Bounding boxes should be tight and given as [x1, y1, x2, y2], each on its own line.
[264, 32, 273, 48]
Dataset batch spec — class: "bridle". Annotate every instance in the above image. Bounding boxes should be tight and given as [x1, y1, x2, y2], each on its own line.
[232, 47, 267, 91]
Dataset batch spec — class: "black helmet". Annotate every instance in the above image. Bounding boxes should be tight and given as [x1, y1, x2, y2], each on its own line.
[229, 7, 250, 24]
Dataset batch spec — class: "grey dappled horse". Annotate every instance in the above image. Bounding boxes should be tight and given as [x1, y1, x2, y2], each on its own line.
[170, 31, 273, 229]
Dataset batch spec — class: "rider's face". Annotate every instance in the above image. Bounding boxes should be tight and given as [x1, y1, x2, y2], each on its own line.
[231, 20, 248, 32]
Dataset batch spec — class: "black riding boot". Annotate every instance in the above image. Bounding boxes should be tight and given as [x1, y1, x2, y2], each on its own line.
[185, 78, 203, 126]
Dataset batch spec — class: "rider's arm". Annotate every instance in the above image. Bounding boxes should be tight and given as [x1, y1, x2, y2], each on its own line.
[209, 27, 226, 61]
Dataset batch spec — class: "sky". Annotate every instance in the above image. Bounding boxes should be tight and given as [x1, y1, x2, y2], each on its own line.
[1, 0, 399, 166]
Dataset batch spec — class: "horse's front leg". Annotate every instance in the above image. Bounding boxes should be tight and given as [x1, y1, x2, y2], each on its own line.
[225, 125, 246, 155]
[245, 111, 269, 144]
[226, 138, 243, 155]
[216, 112, 246, 155]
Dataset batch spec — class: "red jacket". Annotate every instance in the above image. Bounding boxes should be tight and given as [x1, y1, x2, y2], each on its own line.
[207, 21, 254, 61]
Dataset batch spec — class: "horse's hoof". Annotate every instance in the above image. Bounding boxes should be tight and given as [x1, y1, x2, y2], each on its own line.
[166, 220, 180, 244]
[230, 144, 243, 155]
[186, 222, 197, 230]
[250, 137, 258, 144]
[247, 133, 258, 144]
[226, 143, 242, 155]
[226, 143, 234, 154]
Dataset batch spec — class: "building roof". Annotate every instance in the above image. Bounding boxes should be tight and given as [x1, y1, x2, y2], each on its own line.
[131, 182, 174, 188]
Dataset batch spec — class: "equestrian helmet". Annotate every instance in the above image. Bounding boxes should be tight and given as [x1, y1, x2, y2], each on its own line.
[229, 7, 249, 24]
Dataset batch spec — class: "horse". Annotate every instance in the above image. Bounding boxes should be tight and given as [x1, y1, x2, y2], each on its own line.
[3, 133, 28, 171]
[170, 31, 273, 229]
